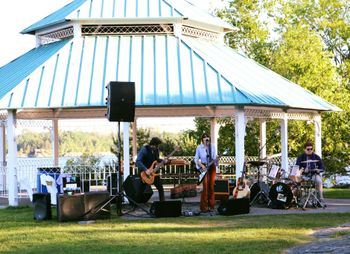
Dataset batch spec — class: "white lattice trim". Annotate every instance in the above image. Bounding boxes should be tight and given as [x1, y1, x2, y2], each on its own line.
[244, 109, 314, 120]
[81, 24, 174, 35]
[37, 27, 74, 45]
[17, 120, 52, 128]
[182, 26, 220, 41]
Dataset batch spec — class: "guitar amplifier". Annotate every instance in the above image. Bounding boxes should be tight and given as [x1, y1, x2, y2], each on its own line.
[214, 180, 229, 200]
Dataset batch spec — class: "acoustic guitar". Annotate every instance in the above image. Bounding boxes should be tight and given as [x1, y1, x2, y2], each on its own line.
[232, 165, 250, 199]
[140, 146, 180, 185]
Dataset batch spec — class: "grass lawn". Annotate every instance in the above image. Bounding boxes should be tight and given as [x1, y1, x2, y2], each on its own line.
[323, 188, 350, 199]
[0, 207, 349, 254]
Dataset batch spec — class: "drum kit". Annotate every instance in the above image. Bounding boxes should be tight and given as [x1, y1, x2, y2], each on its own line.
[248, 159, 325, 210]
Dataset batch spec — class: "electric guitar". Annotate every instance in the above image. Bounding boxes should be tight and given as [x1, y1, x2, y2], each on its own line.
[140, 146, 180, 185]
[197, 149, 229, 185]
[232, 164, 250, 199]
[197, 158, 218, 185]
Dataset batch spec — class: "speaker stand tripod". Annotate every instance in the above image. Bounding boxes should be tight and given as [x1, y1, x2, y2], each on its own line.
[250, 165, 271, 206]
[83, 122, 150, 219]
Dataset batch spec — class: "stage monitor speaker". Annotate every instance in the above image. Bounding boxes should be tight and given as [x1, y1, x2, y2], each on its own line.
[33, 193, 52, 221]
[218, 198, 250, 216]
[84, 191, 111, 220]
[150, 201, 182, 218]
[214, 180, 230, 200]
[123, 175, 153, 204]
[57, 194, 85, 222]
[106, 81, 135, 122]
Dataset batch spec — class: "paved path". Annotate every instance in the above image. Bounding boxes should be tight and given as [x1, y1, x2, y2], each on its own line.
[285, 223, 350, 254]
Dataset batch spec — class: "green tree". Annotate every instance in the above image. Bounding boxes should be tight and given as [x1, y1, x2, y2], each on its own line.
[218, 0, 275, 66]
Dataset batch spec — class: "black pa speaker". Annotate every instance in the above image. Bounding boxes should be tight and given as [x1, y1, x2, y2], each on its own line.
[33, 193, 52, 221]
[218, 198, 250, 216]
[84, 192, 111, 220]
[150, 201, 182, 217]
[123, 175, 153, 204]
[57, 194, 85, 222]
[106, 81, 135, 122]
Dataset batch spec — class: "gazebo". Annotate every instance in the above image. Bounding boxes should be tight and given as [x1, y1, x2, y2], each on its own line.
[0, 0, 340, 206]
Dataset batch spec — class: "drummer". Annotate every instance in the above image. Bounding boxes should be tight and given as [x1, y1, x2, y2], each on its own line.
[295, 141, 325, 205]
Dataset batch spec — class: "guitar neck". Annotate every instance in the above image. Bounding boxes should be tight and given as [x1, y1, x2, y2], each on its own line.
[154, 149, 177, 172]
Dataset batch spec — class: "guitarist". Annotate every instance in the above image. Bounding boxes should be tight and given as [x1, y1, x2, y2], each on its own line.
[194, 133, 217, 213]
[136, 137, 167, 201]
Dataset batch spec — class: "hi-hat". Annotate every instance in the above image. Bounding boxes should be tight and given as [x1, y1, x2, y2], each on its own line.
[300, 160, 319, 163]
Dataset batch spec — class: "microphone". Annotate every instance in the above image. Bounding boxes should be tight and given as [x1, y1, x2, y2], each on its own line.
[205, 138, 210, 144]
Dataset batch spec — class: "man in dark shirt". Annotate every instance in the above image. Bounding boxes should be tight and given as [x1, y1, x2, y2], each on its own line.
[136, 137, 165, 201]
[296, 141, 325, 203]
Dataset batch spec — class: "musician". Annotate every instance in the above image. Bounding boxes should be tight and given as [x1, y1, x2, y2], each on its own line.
[194, 133, 217, 213]
[296, 141, 325, 203]
[136, 137, 165, 201]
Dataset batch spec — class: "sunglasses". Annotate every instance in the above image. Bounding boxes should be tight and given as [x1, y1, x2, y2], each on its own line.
[306, 148, 313, 151]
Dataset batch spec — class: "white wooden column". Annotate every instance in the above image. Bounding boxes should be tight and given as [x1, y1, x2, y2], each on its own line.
[280, 113, 289, 171]
[52, 119, 59, 167]
[6, 110, 18, 206]
[123, 122, 130, 181]
[259, 119, 267, 159]
[210, 118, 219, 154]
[0, 124, 6, 166]
[314, 115, 322, 157]
[132, 118, 138, 161]
[235, 108, 246, 182]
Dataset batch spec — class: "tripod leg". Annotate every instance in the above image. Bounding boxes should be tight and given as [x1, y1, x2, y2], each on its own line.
[123, 192, 151, 215]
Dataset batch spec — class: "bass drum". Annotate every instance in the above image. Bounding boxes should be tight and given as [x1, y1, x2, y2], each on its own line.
[269, 182, 293, 209]
[250, 182, 269, 203]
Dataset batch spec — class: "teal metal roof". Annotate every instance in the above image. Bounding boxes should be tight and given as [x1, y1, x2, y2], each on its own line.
[22, 0, 233, 34]
[21, 0, 88, 34]
[0, 35, 340, 111]
[0, 39, 71, 105]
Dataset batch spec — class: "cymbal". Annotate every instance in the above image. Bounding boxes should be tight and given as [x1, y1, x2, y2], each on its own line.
[247, 161, 266, 166]
[300, 160, 319, 163]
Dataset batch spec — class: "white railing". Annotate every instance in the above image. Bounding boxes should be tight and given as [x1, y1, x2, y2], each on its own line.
[0, 156, 296, 202]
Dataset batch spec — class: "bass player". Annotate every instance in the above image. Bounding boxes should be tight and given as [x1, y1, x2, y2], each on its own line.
[194, 133, 217, 213]
[136, 137, 167, 201]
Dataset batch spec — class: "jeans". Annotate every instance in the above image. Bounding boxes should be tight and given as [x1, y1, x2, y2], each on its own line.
[139, 175, 164, 202]
[311, 174, 324, 200]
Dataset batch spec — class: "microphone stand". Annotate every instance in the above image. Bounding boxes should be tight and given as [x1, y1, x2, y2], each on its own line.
[206, 140, 210, 212]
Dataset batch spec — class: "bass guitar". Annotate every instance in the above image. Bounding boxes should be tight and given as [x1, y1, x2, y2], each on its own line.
[232, 164, 250, 199]
[140, 146, 180, 185]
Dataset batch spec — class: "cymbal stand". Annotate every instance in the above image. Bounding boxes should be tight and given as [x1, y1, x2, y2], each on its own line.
[250, 165, 271, 206]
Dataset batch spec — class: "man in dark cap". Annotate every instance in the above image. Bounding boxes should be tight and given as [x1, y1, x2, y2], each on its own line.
[136, 137, 165, 201]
